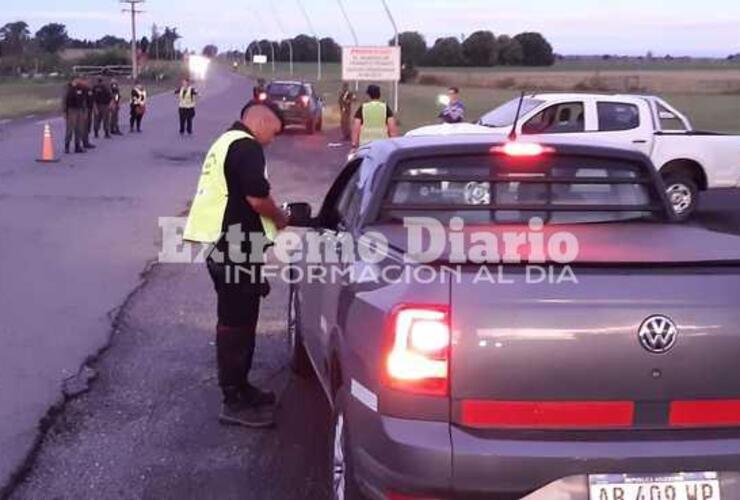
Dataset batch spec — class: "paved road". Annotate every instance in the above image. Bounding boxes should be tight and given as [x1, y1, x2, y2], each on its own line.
[0, 66, 346, 499]
[1, 67, 739, 499]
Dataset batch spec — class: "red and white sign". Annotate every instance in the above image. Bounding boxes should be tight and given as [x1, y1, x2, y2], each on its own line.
[342, 46, 401, 82]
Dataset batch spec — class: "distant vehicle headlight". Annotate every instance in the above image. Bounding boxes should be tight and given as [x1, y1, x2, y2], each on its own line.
[188, 55, 210, 80]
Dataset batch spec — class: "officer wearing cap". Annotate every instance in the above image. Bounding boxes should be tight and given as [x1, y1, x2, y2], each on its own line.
[184, 101, 288, 428]
[351, 84, 399, 150]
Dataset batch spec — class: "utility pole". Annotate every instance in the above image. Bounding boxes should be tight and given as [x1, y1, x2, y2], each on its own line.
[296, 0, 321, 81]
[380, 0, 400, 113]
[121, 0, 145, 79]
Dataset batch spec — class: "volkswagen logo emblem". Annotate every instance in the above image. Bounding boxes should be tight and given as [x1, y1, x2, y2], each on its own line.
[638, 315, 678, 354]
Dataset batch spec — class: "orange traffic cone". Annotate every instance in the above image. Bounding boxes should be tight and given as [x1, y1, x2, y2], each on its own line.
[36, 122, 60, 163]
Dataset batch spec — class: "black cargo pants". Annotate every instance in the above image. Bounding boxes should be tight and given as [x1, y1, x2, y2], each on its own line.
[207, 255, 269, 401]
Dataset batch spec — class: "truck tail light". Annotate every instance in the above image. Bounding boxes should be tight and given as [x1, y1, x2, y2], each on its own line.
[382, 305, 450, 396]
[300, 95, 310, 106]
[491, 142, 554, 157]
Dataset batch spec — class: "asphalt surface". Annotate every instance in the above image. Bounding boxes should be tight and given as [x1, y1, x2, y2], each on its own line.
[0, 67, 739, 500]
[0, 67, 345, 499]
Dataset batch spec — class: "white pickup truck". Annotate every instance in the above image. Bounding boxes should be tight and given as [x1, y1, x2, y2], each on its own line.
[409, 93, 740, 219]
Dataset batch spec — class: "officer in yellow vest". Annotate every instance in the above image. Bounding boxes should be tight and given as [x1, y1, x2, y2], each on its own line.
[175, 78, 198, 135]
[184, 101, 288, 428]
[351, 84, 400, 151]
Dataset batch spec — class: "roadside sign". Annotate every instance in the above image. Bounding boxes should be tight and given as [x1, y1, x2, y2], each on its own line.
[252, 55, 268, 64]
[342, 46, 401, 82]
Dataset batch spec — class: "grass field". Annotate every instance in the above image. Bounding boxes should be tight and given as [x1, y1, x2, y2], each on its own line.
[0, 61, 185, 120]
[239, 61, 740, 133]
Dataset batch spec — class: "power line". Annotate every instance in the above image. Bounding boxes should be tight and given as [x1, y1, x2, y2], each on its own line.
[295, 0, 322, 80]
[267, 3, 294, 75]
[380, 0, 400, 112]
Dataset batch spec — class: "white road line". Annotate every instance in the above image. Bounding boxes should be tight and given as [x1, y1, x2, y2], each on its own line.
[0, 119, 10, 126]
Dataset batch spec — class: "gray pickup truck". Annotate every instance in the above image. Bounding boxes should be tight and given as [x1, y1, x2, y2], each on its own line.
[285, 135, 740, 500]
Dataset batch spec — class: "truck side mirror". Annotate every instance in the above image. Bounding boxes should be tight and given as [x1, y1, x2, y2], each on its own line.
[285, 202, 314, 227]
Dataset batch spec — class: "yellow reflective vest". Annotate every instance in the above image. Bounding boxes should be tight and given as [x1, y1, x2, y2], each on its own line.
[179, 87, 195, 108]
[359, 101, 389, 145]
[183, 130, 277, 243]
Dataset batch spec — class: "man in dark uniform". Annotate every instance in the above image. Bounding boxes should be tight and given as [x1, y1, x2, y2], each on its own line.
[80, 79, 96, 149]
[63, 78, 85, 154]
[92, 77, 112, 139]
[252, 78, 267, 101]
[109, 79, 123, 135]
[338, 82, 355, 142]
[204, 101, 288, 427]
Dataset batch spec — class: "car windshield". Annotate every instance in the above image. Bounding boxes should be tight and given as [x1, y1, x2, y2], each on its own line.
[267, 83, 303, 98]
[478, 98, 544, 128]
[380, 153, 664, 225]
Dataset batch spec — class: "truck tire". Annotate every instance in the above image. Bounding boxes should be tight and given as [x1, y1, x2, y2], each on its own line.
[288, 284, 313, 378]
[316, 115, 323, 132]
[306, 118, 316, 135]
[330, 387, 364, 500]
[663, 173, 698, 221]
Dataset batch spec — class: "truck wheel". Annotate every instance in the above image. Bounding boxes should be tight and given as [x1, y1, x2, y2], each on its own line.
[316, 115, 323, 132]
[306, 118, 316, 135]
[663, 174, 698, 221]
[330, 388, 364, 500]
[288, 284, 313, 378]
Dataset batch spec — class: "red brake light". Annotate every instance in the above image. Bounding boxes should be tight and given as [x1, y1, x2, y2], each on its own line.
[300, 95, 310, 106]
[491, 142, 554, 157]
[383, 305, 450, 396]
[258, 92, 267, 101]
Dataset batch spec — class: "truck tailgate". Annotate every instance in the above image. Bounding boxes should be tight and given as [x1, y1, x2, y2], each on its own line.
[449, 265, 740, 428]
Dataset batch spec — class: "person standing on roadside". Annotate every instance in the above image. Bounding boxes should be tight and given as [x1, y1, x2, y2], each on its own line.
[109, 79, 123, 135]
[351, 84, 400, 150]
[79, 79, 96, 150]
[338, 82, 355, 142]
[438, 86, 466, 124]
[130, 82, 147, 133]
[175, 78, 198, 135]
[63, 78, 85, 154]
[183, 101, 288, 428]
[92, 77, 112, 139]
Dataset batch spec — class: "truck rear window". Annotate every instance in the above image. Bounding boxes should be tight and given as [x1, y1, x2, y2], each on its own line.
[380, 154, 664, 225]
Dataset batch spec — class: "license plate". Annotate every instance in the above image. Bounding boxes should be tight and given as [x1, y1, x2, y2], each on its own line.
[277, 101, 293, 110]
[589, 472, 720, 500]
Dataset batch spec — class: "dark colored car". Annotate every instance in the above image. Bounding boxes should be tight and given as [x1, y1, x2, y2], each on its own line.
[266, 80, 323, 134]
[285, 135, 740, 500]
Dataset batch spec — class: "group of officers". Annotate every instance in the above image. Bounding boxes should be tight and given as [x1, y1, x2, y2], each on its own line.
[63, 76, 148, 154]
[62, 75, 202, 154]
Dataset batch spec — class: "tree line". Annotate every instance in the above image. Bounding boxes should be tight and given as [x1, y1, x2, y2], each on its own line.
[242, 36, 343, 63]
[397, 30, 555, 67]
[0, 20, 186, 76]
[235, 31, 554, 68]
